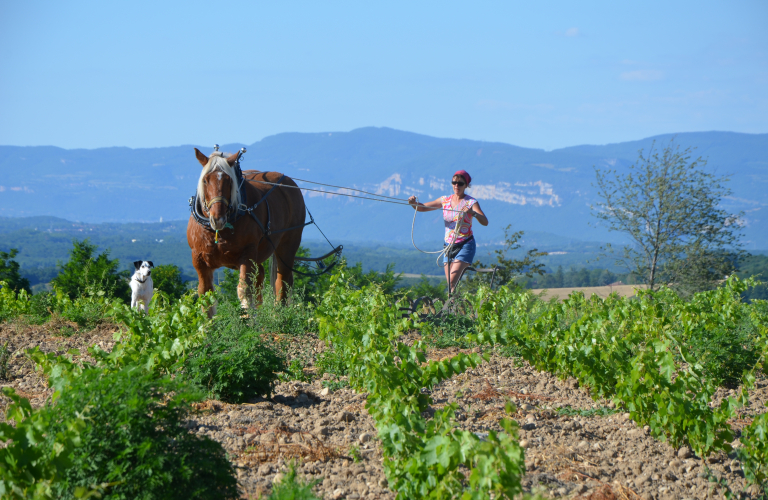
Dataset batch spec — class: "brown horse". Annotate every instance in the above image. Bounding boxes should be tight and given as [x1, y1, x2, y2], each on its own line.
[187, 148, 305, 315]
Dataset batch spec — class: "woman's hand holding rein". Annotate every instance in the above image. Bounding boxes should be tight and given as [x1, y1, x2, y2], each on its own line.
[408, 195, 439, 212]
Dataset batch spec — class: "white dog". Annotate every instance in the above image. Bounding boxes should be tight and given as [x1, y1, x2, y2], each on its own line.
[130, 260, 154, 313]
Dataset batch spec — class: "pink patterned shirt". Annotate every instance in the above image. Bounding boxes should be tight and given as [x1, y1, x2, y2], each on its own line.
[442, 195, 476, 245]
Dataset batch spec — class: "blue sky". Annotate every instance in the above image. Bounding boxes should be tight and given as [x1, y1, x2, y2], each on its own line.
[1, 1, 766, 150]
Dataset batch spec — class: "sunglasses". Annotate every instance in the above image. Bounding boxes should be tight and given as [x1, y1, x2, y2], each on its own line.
[451, 181, 466, 186]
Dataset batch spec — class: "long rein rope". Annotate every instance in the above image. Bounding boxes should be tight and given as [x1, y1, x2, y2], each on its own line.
[253, 178, 471, 268]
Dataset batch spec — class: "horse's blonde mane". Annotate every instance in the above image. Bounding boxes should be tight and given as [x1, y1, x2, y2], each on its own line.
[196, 152, 241, 210]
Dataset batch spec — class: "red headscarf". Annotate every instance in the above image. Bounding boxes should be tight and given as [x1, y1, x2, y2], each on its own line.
[454, 170, 471, 186]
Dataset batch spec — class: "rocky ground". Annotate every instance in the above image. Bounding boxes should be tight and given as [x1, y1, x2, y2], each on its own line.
[1, 319, 767, 500]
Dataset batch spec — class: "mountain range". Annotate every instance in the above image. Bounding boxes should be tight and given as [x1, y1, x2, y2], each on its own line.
[1, 128, 766, 249]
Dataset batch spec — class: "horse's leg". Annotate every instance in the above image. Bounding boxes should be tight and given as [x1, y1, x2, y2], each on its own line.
[196, 266, 217, 318]
[252, 262, 266, 306]
[274, 248, 297, 303]
[238, 260, 259, 310]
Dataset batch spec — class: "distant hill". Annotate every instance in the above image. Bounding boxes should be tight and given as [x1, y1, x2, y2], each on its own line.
[1, 128, 766, 248]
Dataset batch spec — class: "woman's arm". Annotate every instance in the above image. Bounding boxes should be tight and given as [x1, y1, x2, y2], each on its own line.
[408, 196, 442, 212]
[469, 202, 489, 226]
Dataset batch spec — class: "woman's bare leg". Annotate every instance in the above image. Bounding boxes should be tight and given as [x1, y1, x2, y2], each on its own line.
[447, 260, 471, 294]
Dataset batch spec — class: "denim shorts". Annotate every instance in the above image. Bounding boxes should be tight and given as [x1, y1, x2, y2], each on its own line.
[443, 237, 476, 265]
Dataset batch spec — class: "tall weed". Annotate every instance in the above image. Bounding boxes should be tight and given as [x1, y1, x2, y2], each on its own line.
[182, 301, 284, 403]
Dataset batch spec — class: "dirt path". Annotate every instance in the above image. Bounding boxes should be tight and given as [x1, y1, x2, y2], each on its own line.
[1, 323, 765, 500]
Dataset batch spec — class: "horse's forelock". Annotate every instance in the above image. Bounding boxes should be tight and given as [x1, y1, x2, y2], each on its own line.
[196, 154, 240, 209]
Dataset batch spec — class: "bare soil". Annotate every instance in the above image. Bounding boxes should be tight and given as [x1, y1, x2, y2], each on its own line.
[1, 320, 766, 500]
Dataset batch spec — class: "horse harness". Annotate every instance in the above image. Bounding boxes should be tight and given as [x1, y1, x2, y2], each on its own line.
[189, 155, 312, 237]
[188, 154, 342, 276]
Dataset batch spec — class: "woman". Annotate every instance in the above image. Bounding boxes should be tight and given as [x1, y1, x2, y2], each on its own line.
[408, 170, 488, 293]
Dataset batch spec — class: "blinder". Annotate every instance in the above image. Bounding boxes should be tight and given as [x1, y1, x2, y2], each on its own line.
[199, 147, 248, 222]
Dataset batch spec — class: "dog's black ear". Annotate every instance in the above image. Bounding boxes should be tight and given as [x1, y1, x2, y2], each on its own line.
[133, 261, 142, 270]
[148, 261, 154, 268]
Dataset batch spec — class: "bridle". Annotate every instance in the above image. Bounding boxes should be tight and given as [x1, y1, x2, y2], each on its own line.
[203, 195, 231, 213]
[198, 146, 247, 242]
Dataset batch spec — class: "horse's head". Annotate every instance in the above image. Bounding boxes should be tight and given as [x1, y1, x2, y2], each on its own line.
[194, 148, 241, 231]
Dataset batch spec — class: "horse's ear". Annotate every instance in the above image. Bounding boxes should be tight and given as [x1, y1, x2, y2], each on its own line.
[194, 148, 209, 167]
[226, 152, 239, 167]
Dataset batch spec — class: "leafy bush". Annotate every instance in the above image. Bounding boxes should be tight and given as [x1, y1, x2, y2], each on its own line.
[96, 291, 214, 375]
[26, 291, 58, 323]
[29, 292, 217, 389]
[182, 301, 284, 403]
[0, 280, 111, 329]
[0, 281, 32, 323]
[421, 311, 476, 349]
[12, 290, 237, 499]
[303, 260, 402, 303]
[737, 409, 768, 495]
[151, 264, 188, 300]
[59, 290, 111, 329]
[316, 346, 351, 377]
[248, 286, 313, 337]
[0, 387, 87, 500]
[51, 239, 130, 303]
[42, 367, 238, 500]
[686, 314, 762, 387]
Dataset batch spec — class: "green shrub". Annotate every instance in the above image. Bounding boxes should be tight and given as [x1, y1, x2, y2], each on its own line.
[737, 409, 768, 495]
[41, 367, 237, 500]
[183, 301, 284, 403]
[316, 347, 351, 377]
[0, 387, 87, 500]
[59, 290, 110, 329]
[0, 280, 111, 328]
[280, 358, 311, 383]
[26, 291, 57, 323]
[0, 281, 32, 323]
[421, 311, 476, 349]
[303, 260, 402, 303]
[686, 314, 762, 387]
[151, 264, 188, 300]
[51, 240, 130, 303]
[248, 286, 313, 337]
